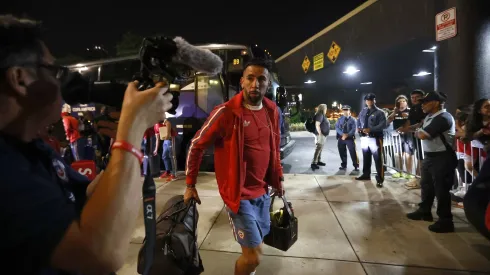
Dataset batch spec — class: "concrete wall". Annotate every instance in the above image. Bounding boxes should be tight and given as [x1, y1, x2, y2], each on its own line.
[275, 0, 438, 111]
[276, 0, 436, 83]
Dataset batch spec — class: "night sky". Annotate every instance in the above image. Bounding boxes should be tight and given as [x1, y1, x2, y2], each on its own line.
[2, 0, 367, 60]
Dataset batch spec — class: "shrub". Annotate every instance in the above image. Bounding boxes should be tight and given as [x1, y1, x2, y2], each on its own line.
[289, 123, 306, 132]
[288, 119, 338, 132]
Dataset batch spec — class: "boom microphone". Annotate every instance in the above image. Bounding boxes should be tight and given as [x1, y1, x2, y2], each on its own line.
[172, 37, 223, 75]
[61, 36, 223, 112]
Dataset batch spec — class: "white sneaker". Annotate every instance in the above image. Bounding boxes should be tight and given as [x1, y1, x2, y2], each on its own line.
[450, 186, 463, 194]
[453, 189, 466, 198]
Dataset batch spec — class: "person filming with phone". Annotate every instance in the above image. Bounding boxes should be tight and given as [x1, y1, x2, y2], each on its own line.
[0, 15, 173, 275]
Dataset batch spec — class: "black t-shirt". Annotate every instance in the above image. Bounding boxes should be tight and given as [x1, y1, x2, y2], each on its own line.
[0, 134, 90, 274]
[314, 113, 330, 136]
[409, 104, 426, 125]
[393, 108, 410, 130]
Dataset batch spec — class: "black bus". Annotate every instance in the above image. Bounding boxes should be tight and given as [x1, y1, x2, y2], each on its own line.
[67, 43, 299, 171]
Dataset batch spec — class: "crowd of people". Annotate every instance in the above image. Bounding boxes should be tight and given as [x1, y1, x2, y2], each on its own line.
[1, 13, 490, 275]
[309, 89, 490, 234]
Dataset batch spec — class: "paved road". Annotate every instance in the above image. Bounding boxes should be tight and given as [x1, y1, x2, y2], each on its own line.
[282, 131, 365, 176]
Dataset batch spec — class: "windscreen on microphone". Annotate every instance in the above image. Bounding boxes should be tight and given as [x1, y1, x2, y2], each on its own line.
[172, 37, 223, 75]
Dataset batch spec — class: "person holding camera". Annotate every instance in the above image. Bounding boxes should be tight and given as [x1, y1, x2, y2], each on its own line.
[0, 15, 173, 274]
[184, 59, 284, 275]
[386, 95, 414, 179]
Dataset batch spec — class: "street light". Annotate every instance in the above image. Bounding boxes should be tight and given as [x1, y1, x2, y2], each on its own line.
[423, 46, 437, 53]
[343, 66, 360, 75]
[413, 71, 432, 77]
[332, 101, 338, 107]
[298, 93, 303, 102]
[304, 79, 316, 84]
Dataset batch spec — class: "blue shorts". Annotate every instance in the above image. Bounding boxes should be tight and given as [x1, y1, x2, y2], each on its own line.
[227, 194, 271, 248]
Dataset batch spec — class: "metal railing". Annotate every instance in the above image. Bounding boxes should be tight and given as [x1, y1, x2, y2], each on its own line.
[382, 129, 487, 192]
[382, 130, 424, 178]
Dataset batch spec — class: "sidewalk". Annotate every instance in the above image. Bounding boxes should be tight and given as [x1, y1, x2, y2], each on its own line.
[117, 172, 490, 274]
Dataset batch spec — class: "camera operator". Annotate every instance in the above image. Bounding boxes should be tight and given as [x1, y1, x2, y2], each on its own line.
[0, 15, 173, 275]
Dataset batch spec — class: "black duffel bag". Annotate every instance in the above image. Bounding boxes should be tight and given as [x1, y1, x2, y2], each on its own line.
[137, 195, 204, 275]
[264, 195, 298, 251]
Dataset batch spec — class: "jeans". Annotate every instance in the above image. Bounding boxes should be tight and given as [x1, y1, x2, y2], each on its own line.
[162, 140, 172, 174]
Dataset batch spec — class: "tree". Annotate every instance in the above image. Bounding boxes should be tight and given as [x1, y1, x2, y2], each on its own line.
[115, 32, 143, 56]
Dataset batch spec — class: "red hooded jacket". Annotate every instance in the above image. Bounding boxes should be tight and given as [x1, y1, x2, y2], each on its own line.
[185, 91, 284, 213]
[61, 112, 81, 143]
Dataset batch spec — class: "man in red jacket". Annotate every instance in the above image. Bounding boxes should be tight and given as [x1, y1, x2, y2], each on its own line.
[61, 104, 83, 161]
[184, 59, 284, 275]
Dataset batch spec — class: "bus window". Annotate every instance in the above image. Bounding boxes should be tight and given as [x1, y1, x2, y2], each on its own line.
[196, 74, 224, 114]
[99, 60, 140, 82]
[227, 49, 250, 73]
[74, 65, 99, 82]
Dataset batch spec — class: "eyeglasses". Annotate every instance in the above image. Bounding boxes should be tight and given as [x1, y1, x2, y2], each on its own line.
[38, 63, 69, 79]
[0, 63, 69, 80]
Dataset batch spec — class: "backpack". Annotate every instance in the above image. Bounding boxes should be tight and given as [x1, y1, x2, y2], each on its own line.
[304, 117, 316, 133]
[137, 195, 204, 275]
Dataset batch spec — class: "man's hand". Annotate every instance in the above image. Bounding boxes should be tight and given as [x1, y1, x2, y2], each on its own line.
[117, 81, 173, 145]
[362, 128, 371, 134]
[396, 126, 408, 133]
[153, 149, 158, 156]
[341, 134, 348, 140]
[272, 181, 285, 198]
[184, 186, 201, 204]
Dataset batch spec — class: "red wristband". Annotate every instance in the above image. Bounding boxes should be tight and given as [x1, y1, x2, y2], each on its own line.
[111, 141, 144, 164]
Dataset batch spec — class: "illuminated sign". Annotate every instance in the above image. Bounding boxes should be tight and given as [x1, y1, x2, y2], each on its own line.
[327, 41, 341, 63]
[302, 56, 310, 73]
[233, 58, 240, 65]
[313, 53, 324, 71]
[72, 104, 96, 112]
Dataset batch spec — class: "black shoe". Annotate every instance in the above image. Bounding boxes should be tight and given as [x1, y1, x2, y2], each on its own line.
[376, 176, 384, 184]
[339, 166, 346, 170]
[317, 161, 326, 166]
[406, 210, 434, 222]
[376, 182, 383, 188]
[354, 167, 359, 171]
[428, 221, 455, 233]
[311, 164, 320, 170]
[355, 175, 370, 181]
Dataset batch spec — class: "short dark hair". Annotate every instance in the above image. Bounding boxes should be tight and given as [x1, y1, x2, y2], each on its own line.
[0, 15, 44, 75]
[243, 58, 273, 74]
[410, 89, 425, 96]
[457, 104, 472, 112]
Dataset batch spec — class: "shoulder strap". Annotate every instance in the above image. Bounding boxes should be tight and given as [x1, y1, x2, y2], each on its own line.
[142, 169, 156, 275]
[439, 133, 453, 151]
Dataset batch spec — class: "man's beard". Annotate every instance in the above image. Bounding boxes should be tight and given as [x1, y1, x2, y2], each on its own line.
[245, 91, 263, 105]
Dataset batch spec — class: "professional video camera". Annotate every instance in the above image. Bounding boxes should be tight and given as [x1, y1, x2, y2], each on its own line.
[62, 35, 223, 115]
[61, 35, 223, 275]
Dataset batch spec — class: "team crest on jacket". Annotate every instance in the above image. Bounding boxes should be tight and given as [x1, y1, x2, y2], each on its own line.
[52, 159, 68, 182]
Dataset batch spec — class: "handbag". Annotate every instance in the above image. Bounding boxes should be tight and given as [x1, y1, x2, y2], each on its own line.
[439, 133, 458, 169]
[263, 195, 298, 251]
